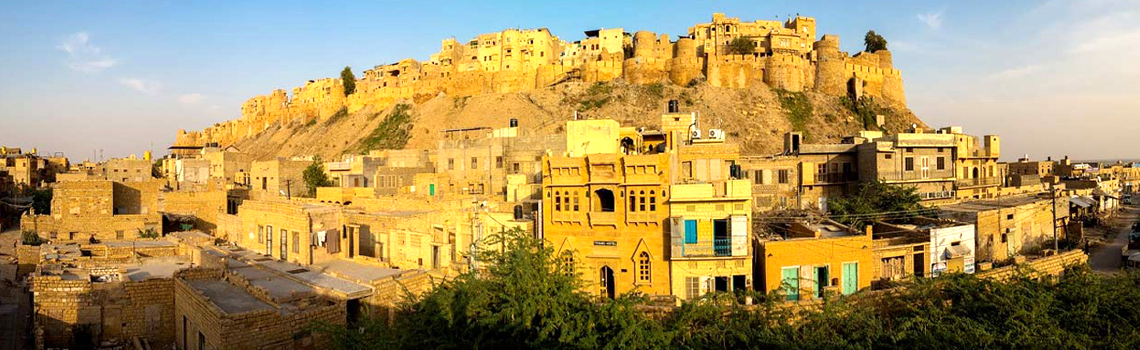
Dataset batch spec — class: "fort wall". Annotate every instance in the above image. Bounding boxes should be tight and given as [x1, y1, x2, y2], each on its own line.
[174, 13, 909, 149]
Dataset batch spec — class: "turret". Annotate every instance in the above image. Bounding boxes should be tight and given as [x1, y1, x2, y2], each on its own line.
[813, 35, 845, 96]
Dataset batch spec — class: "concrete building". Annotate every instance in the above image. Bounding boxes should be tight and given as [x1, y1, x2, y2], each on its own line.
[756, 220, 873, 300]
[738, 155, 800, 212]
[938, 195, 1067, 264]
[251, 158, 310, 199]
[855, 129, 957, 204]
[21, 179, 163, 242]
[943, 127, 1002, 200]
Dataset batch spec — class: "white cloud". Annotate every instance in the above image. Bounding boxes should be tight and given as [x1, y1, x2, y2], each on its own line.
[57, 32, 118, 73]
[118, 78, 161, 95]
[916, 9, 945, 30]
[988, 64, 1044, 80]
[178, 93, 206, 105]
[68, 58, 119, 73]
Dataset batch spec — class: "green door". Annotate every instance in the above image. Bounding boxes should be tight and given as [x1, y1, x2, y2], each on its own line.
[781, 267, 800, 301]
[842, 262, 858, 295]
[429, 184, 435, 196]
[814, 266, 829, 299]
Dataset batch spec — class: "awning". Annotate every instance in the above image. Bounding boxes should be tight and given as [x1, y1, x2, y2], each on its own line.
[1070, 196, 1096, 208]
[1092, 189, 1120, 200]
[945, 245, 972, 259]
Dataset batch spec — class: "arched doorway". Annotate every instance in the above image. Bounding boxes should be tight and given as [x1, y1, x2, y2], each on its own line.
[972, 167, 980, 179]
[594, 189, 615, 212]
[620, 137, 635, 155]
[600, 266, 615, 299]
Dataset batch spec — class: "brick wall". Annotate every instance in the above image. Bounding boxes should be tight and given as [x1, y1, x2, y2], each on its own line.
[975, 250, 1088, 281]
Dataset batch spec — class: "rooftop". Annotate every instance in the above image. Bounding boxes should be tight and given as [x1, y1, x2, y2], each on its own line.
[938, 195, 1047, 213]
[187, 279, 274, 314]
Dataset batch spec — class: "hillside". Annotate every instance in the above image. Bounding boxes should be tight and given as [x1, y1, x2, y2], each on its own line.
[229, 80, 926, 160]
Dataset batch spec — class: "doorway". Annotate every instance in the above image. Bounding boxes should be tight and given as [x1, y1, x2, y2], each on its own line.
[714, 276, 729, 292]
[814, 266, 830, 298]
[600, 266, 615, 299]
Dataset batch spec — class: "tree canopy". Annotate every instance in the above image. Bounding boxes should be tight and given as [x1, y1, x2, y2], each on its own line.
[316, 228, 1140, 349]
[302, 156, 334, 197]
[726, 37, 757, 55]
[826, 180, 930, 228]
[864, 30, 888, 52]
[341, 66, 356, 96]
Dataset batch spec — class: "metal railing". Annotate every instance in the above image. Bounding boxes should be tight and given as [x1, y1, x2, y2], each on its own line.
[918, 191, 955, 200]
[677, 238, 735, 257]
[955, 177, 1001, 188]
[879, 171, 954, 182]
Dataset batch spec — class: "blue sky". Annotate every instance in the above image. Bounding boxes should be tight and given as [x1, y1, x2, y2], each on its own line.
[1, 0, 1137, 161]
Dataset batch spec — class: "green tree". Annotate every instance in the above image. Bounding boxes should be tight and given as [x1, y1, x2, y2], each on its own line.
[29, 188, 51, 215]
[302, 156, 334, 197]
[341, 66, 356, 96]
[864, 30, 888, 52]
[827, 180, 929, 228]
[727, 37, 757, 55]
[21, 230, 44, 246]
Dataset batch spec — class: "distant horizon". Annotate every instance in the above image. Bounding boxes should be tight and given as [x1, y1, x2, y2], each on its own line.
[1, 0, 1138, 162]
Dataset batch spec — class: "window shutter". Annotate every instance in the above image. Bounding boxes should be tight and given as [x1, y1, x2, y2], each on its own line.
[731, 215, 747, 256]
[670, 217, 684, 258]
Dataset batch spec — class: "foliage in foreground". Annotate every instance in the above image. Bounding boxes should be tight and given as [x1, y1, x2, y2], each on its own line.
[317, 228, 1140, 350]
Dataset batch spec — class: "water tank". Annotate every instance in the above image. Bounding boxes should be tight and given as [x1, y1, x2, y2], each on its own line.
[509, 118, 519, 128]
[667, 100, 680, 113]
[513, 205, 524, 220]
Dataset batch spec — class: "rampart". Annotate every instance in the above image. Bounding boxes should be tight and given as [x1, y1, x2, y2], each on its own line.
[174, 13, 908, 149]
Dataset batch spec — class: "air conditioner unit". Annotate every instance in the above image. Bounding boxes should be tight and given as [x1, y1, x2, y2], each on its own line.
[708, 129, 724, 140]
[690, 129, 701, 139]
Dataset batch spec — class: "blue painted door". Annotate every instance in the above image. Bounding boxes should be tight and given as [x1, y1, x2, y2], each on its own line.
[842, 262, 858, 295]
[684, 220, 698, 244]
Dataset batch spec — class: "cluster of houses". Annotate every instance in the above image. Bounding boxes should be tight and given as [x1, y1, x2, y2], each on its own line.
[4, 103, 1137, 349]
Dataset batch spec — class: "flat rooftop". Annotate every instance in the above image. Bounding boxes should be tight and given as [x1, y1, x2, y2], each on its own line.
[124, 257, 191, 281]
[230, 266, 314, 303]
[939, 195, 1045, 212]
[310, 258, 409, 283]
[188, 279, 273, 314]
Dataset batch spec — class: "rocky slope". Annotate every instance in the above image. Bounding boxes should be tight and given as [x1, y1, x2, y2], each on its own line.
[231, 80, 926, 161]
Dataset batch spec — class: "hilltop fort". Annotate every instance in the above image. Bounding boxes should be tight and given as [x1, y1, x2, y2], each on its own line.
[174, 13, 912, 157]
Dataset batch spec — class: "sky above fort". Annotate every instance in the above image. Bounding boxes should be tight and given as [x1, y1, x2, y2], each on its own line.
[0, 0, 1137, 162]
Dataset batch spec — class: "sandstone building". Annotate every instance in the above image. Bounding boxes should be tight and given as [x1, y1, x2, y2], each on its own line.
[172, 13, 907, 150]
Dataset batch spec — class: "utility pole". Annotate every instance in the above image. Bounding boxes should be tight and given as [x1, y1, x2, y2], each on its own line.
[285, 180, 292, 200]
[1050, 183, 1059, 252]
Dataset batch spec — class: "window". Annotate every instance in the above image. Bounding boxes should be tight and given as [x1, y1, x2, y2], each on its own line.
[572, 192, 579, 211]
[638, 191, 646, 212]
[447, 158, 454, 170]
[753, 170, 762, 184]
[885, 154, 893, 160]
[937, 157, 946, 170]
[1007, 214, 1014, 220]
[649, 191, 657, 211]
[496, 156, 503, 169]
[471, 157, 478, 170]
[778, 169, 790, 184]
[512, 163, 520, 173]
[905, 157, 915, 171]
[258, 226, 264, 243]
[292, 231, 300, 254]
[554, 192, 562, 211]
[817, 164, 827, 175]
[684, 220, 698, 244]
[686, 277, 700, 299]
[637, 252, 651, 283]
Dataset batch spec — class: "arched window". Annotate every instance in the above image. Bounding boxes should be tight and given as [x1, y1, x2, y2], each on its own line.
[639, 191, 646, 212]
[649, 192, 657, 211]
[629, 191, 638, 212]
[594, 189, 615, 212]
[573, 191, 580, 211]
[637, 252, 651, 283]
[554, 191, 562, 212]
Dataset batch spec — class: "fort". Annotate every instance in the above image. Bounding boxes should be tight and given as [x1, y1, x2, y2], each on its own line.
[174, 13, 906, 150]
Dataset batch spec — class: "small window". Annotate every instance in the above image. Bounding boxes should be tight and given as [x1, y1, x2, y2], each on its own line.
[637, 252, 651, 283]
[1007, 214, 1014, 220]
[905, 157, 915, 171]
[778, 169, 790, 184]
[885, 154, 893, 160]
[937, 157, 946, 170]
[447, 158, 455, 170]
[496, 156, 504, 169]
[471, 157, 478, 170]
